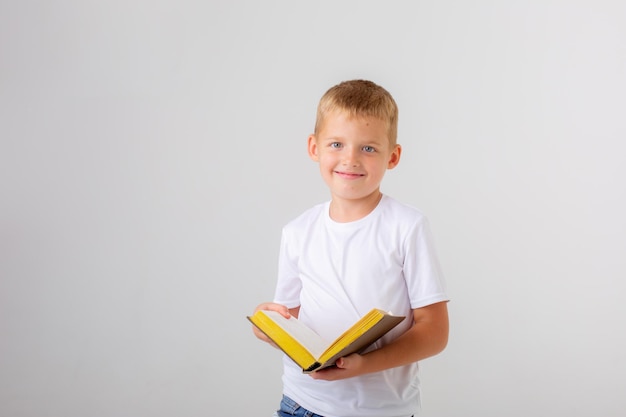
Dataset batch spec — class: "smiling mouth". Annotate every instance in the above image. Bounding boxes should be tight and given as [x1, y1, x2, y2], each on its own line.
[334, 170, 364, 179]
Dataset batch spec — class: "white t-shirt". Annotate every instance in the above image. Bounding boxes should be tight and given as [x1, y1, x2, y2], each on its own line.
[274, 195, 449, 417]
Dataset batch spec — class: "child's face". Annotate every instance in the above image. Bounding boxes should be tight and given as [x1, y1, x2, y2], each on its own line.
[308, 110, 401, 205]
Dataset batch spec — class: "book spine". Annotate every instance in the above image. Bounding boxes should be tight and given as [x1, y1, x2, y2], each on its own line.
[304, 362, 322, 373]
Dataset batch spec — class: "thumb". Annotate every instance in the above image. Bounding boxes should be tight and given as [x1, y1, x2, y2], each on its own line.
[335, 357, 348, 368]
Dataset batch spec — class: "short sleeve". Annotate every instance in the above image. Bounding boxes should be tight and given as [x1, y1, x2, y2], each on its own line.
[403, 216, 449, 309]
[273, 227, 302, 308]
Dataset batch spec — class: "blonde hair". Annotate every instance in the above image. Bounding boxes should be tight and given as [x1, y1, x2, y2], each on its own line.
[314, 79, 399, 145]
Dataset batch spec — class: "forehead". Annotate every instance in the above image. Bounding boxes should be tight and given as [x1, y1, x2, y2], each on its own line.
[318, 110, 390, 135]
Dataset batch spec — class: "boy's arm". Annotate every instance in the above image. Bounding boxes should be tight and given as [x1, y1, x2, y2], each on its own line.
[310, 301, 449, 381]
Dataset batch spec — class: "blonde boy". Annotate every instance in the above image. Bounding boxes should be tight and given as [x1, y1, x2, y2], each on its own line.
[253, 80, 449, 417]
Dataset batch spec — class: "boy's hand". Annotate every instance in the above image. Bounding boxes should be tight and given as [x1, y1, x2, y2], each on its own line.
[251, 302, 292, 347]
[309, 354, 365, 381]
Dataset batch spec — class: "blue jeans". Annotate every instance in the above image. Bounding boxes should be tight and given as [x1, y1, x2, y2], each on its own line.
[274, 395, 412, 417]
[274, 395, 325, 417]
[273, 394, 414, 417]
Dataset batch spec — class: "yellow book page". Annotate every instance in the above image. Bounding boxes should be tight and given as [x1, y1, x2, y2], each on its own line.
[250, 310, 322, 370]
[318, 309, 385, 362]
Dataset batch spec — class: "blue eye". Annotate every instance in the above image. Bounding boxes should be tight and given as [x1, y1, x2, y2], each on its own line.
[363, 146, 376, 153]
[330, 142, 342, 148]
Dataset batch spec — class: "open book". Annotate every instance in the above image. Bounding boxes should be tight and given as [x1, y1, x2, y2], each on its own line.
[248, 308, 405, 373]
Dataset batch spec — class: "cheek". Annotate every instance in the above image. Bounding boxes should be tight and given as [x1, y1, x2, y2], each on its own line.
[366, 160, 388, 174]
[318, 154, 337, 168]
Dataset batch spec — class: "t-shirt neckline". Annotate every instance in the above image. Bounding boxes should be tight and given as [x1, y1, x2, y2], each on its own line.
[324, 194, 387, 228]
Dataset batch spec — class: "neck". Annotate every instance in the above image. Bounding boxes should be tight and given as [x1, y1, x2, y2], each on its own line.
[329, 191, 383, 223]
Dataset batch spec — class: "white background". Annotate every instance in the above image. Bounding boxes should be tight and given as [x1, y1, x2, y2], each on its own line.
[1, 1, 625, 416]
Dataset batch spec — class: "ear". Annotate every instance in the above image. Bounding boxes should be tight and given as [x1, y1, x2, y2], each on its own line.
[387, 144, 402, 169]
[307, 135, 319, 162]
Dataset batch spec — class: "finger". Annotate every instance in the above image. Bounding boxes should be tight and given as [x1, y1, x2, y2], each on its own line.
[336, 357, 346, 368]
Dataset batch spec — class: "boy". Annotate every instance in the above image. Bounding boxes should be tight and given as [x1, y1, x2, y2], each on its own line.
[252, 79, 449, 417]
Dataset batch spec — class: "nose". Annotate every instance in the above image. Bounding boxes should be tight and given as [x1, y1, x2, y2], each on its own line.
[342, 146, 360, 167]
